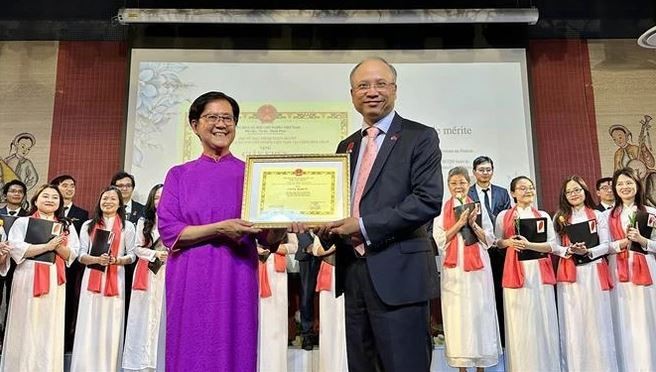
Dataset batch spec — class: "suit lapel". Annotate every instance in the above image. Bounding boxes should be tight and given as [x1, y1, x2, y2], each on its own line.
[361, 114, 403, 198]
[468, 186, 479, 202]
[344, 133, 362, 181]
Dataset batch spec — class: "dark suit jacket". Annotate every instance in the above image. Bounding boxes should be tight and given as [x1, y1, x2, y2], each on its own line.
[0, 206, 30, 217]
[126, 201, 145, 225]
[66, 204, 89, 235]
[334, 113, 443, 306]
[595, 203, 612, 212]
[468, 184, 512, 222]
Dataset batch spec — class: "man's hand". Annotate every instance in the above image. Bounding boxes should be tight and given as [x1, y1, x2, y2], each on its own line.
[329, 217, 362, 237]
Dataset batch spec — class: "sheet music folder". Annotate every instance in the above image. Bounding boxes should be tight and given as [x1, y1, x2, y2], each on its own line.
[88, 229, 113, 272]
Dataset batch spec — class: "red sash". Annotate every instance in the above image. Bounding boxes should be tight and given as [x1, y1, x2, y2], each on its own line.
[132, 258, 150, 291]
[32, 212, 67, 297]
[502, 206, 556, 288]
[87, 217, 122, 296]
[258, 252, 286, 298]
[442, 197, 484, 272]
[556, 208, 597, 283]
[608, 208, 653, 286]
[315, 260, 333, 292]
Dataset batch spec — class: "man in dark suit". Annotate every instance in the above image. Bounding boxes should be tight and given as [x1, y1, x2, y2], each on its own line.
[467, 155, 511, 346]
[50, 174, 89, 352]
[595, 177, 614, 212]
[110, 171, 145, 328]
[0, 179, 29, 348]
[323, 57, 443, 372]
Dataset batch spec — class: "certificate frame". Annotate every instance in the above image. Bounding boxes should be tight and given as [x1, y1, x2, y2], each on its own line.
[242, 154, 350, 228]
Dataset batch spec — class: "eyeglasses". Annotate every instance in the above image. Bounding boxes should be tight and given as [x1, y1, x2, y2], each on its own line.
[475, 167, 493, 174]
[516, 186, 535, 193]
[565, 187, 583, 196]
[200, 113, 235, 125]
[599, 185, 612, 191]
[353, 81, 395, 93]
[115, 183, 133, 190]
[448, 181, 470, 187]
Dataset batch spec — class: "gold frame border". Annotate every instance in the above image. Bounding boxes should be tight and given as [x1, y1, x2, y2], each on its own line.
[241, 153, 351, 228]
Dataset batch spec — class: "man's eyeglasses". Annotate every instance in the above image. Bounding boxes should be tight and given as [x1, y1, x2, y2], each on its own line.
[200, 114, 235, 125]
[475, 167, 493, 174]
[353, 81, 395, 93]
[115, 184, 133, 190]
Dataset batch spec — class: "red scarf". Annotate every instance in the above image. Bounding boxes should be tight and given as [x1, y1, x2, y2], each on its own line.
[502, 206, 556, 288]
[132, 258, 150, 291]
[556, 208, 613, 290]
[32, 212, 67, 297]
[608, 208, 653, 286]
[87, 217, 123, 296]
[442, 197, 484, 272]
[258, 252, 286, 298]
[315, 260, 333, 292]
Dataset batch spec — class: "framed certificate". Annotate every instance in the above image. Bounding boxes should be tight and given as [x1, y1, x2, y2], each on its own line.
[242, 154, 350, 227]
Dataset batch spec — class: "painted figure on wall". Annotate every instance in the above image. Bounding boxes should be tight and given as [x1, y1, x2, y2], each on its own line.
[612, 115, 656, 207]
[3, 133, 38, 191]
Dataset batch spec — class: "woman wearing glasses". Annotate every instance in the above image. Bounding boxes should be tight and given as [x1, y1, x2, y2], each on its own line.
[552, 176, 617, 371]
[433, 167, 501, 372]
[70, 186, 137, 372]
[157, 92, 285, 372]
[1, 184, 79, 371]
[494, 176, 561, 372]
[605, 167, 656, 371]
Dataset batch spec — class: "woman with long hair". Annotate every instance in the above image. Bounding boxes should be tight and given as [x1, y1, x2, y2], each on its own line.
[552, 175, 618, 371]
[606, 167, 656, 371]
[494, 176, 561, 372]
[1, 184, 79, 371]
[70, 186, 136, 372]
[432, 166, 501, 371]
[123, 184, 168, 371]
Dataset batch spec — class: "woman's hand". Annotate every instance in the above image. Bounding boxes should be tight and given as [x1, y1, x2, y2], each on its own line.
[46, 235, 66, 251]
[155, 250, 169, 263]
[457, 209, 470, 229]
[569, 242, 588, 255]
[97, 253, 111, 266]
[510, 235, 529, 251]
[467, 205, 480, 226]
[0, 242, 11, 257]
[627, 227, 647, 246]
[216, 219, 262, 241]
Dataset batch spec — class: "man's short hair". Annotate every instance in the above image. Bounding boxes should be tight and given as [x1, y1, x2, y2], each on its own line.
[596, 177, 613, 190]
[50, 174, 76, 186]
[2, 179, 27, 196]
[472, 156, 494, 170]
[111, 171, 135, 188]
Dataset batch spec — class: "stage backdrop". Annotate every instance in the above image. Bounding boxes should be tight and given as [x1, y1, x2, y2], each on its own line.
[125, 49, 536, 203]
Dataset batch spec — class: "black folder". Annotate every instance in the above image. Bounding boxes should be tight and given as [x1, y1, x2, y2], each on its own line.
[564, 219, 601, 265]
[25, 218, 62, 264]
[147, 238, 164, 275]
[454, 202, 482, 246]
[0, 214, 18, 237]
[88, 229, 114, 272]
[515, 217, 549, 261]
[630, 210, 654, 254]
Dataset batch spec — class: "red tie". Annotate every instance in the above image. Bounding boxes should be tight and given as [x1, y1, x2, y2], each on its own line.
[352, 127, 380, 255]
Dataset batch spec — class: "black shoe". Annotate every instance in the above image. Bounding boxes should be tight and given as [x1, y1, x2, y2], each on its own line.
[302, 336, 314, 351]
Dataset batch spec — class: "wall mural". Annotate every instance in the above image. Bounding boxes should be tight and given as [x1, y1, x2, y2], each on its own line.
[0, 132, 40, 194]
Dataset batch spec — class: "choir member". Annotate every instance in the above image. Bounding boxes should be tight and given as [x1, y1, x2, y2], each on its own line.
[312, 235, 348, 372]
[70, 186, 136, 372]
[494, 176, 561, 372]
[553, 175, 618, 371]
[605, 167, 656, 371]
[257, 233, 297, 372]
[123, 184, 168, 371]
[432, 166, 501, 371]
[1, 184, 80, 371]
